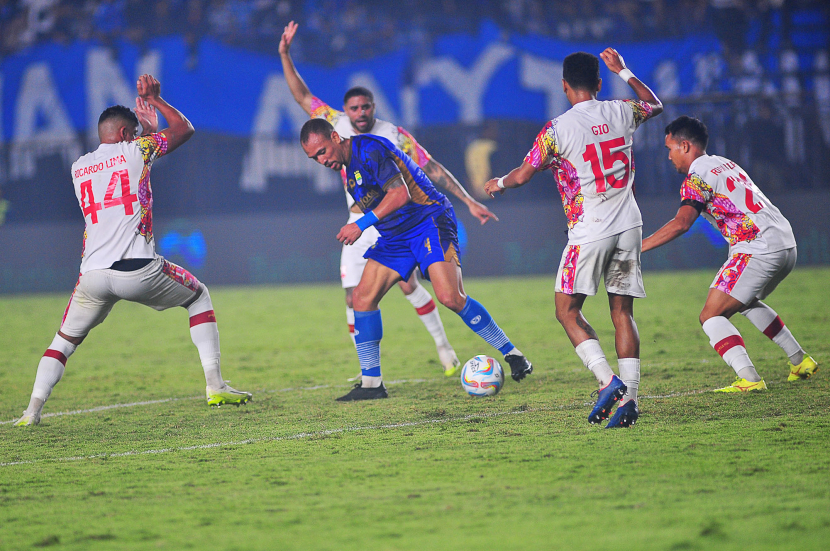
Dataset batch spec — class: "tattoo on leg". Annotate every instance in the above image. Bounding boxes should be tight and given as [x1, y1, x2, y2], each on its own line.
[575, 315, 598, 340]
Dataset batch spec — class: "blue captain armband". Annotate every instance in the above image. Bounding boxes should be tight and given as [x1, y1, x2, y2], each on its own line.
[355, 211, 379, 231]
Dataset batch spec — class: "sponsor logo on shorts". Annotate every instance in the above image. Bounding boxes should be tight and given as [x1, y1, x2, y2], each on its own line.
[425, 238, 432, 253]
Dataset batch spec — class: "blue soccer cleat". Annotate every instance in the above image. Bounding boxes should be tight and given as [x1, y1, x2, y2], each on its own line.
[605, 400, 639, 428]
[588, 375, 627, 424]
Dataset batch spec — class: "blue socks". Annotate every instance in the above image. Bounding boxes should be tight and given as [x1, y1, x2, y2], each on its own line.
[354, 310, 383, 377]
[458, 297, 514, 355]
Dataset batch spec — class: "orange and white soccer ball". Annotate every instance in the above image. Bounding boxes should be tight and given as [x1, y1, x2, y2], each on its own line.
[460, 355, 504, 396]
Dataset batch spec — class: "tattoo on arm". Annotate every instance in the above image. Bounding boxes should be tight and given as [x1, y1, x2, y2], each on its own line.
[425, 160, 467, 199]
[383, 176, 406, 191]
[575, 315, 599, 341]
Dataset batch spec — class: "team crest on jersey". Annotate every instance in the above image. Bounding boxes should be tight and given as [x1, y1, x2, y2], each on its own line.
[355, 171, 363, 186]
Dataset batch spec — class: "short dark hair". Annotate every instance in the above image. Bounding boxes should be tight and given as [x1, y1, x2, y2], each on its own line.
[665, 116, 709, 150]
[300, 118, 335, 144]
[98, 105, 139, 128]
[562, 52, 600, 92]
[343, 86, 373, 104]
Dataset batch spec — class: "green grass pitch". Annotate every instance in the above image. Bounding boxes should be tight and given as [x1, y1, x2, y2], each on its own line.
[1, 268, 828, 550]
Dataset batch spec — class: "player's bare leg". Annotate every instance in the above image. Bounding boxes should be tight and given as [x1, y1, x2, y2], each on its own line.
[397, 271, 460, 376]
[337, 260, 401, 400]
[607, 293, 640, 427]
[700, 289, 766, 392]
[738, 298, 816, 382]
[429, 261, 532, 382]
[555, 291, 626, 424]
[15, 331, 84, 427]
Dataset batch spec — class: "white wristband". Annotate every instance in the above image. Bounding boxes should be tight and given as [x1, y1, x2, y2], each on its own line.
[617, 68, 635, 83]
[497, 176, 506, 189]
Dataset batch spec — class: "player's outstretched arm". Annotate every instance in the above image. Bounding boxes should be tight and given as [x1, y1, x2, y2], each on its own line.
[423, 159, 498, 224]
[279, 20, 313, 115]
[642, 204, 700, 252]
[336, 176, 410, 245]
[600, 47, 663, 117]
[136, 74, 194, 153]
[484, 161, 537, 198]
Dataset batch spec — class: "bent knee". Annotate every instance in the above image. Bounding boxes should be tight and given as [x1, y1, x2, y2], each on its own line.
[435, 291, 465, 313]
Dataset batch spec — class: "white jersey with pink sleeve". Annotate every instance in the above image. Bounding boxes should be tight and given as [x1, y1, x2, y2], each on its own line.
[309, 97, 432, 209]
[71, 133, 168, 274]
[680, 155, 796, 254]
[525, 99, 655, 245]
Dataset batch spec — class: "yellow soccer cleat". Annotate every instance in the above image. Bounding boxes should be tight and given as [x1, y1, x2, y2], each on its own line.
[788, 356, 819, 382]
[13, 410, 41, 427]
[438, 345, 461, 377]
[206, 384, 252, 407]
[714, 377, 768, 393]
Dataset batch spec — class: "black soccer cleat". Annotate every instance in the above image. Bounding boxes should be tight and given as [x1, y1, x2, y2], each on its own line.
[505, 354, 533, 382]
[336, 383, 388, 402]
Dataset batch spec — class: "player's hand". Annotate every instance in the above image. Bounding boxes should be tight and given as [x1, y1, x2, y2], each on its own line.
[337, 223, 363, 246]
[279, 20, 298, 55]
[135, 96, 158, 135]
[483, 178, 506, 198]
[600, 47, 626, 74]
[137, 74, 161, 101]
[467, 199, 499, 225]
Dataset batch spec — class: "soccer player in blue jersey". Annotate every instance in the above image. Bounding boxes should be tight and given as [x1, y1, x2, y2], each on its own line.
[300, 118, 533, 401]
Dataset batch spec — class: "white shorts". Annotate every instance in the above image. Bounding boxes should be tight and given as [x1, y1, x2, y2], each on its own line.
[340, 211, 380, 289]
[60, 256, 202, 338]
[710, 247, 796, 305]
[555, 227, 645, 297]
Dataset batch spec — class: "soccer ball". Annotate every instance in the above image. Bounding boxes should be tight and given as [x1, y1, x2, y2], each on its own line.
[460, 355, 504, 397]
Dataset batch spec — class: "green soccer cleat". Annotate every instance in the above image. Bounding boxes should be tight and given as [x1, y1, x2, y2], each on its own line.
[788, 356, 819, 382]
[714, 377, 767, 393]
[14, 410, 41, 427]
[206, 384, 252, 407]
[439, 345, 461, 377]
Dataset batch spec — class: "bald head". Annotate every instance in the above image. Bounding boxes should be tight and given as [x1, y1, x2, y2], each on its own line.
[98, 105, 139, 143]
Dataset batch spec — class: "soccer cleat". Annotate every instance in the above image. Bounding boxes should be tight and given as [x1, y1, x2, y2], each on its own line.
[605, 400, 639, 428]
[336, 383, 388, 402]
[206, 384, 253, 407]
[13, 410, 41, 427]
[438, 345, 461, 377]
[788, 356, 819, 382]
[713, 377, 767, 393]
[588, 375, 627, 424]
[505, 354, 533, 382]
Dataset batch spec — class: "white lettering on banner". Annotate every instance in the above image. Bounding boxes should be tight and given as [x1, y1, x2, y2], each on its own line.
[654, 60, 679, 99]
[10, 63, 80, 180]
[519, 53, 567, 120]
[416, 43, 514, 124]
[241, 73, 339, 193]
[347, 71, 400, 125]
[86, 48, 162, 141]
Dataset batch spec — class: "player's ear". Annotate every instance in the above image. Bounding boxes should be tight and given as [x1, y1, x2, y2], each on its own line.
[597, 78, 602, 93]
[331, 131, 341, 144]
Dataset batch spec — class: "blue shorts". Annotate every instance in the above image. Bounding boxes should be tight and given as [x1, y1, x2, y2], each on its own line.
[365, 208, 461, 281]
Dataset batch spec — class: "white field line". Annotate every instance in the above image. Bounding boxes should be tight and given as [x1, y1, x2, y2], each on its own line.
[0, 386, 719, 468]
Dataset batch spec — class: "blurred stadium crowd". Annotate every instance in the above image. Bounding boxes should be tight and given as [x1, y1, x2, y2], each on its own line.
[1, 0, 827, 67]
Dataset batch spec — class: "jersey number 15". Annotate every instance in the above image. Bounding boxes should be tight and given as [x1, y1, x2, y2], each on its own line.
[80, 169, 138, 224]
[583, 137, 630, 193]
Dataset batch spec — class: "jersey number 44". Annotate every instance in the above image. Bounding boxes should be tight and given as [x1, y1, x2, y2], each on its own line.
[80, 169, 138, 224]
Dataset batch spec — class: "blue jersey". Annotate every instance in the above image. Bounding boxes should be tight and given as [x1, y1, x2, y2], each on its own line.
[345, 135, 452, 237]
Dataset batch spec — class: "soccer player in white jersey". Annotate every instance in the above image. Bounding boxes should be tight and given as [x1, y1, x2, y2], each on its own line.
[485, 49, 663, 428]
[14, 75, 251, 426]
[642, 116, 818, 391]
[279, 21, 498, 378]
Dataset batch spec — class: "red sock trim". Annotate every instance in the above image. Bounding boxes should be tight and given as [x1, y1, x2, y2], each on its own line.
[763, 316, 785, 340]
[416, 300, 436, 316]
[714, 335, 745, 357]
[190, 310, 217, 327]
[43, 349, 68, 366]
[348, 324, 355, 334]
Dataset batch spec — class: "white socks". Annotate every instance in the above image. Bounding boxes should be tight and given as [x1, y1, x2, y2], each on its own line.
[346, 307, 356, 345]
[740, 301, 805, 365]
[404, 283, 450, 348]
[575, 339, 614, 386]
[618, 358, 640, 404]
[28, 333, 77, 412]
[702, 316, 761, 382]
[187, 288, 224, 389]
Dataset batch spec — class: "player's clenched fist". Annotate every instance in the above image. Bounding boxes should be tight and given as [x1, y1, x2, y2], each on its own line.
[483, 178, 505, 198]
[600, 48, 626, 74]
[337, 223, 363, 246]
